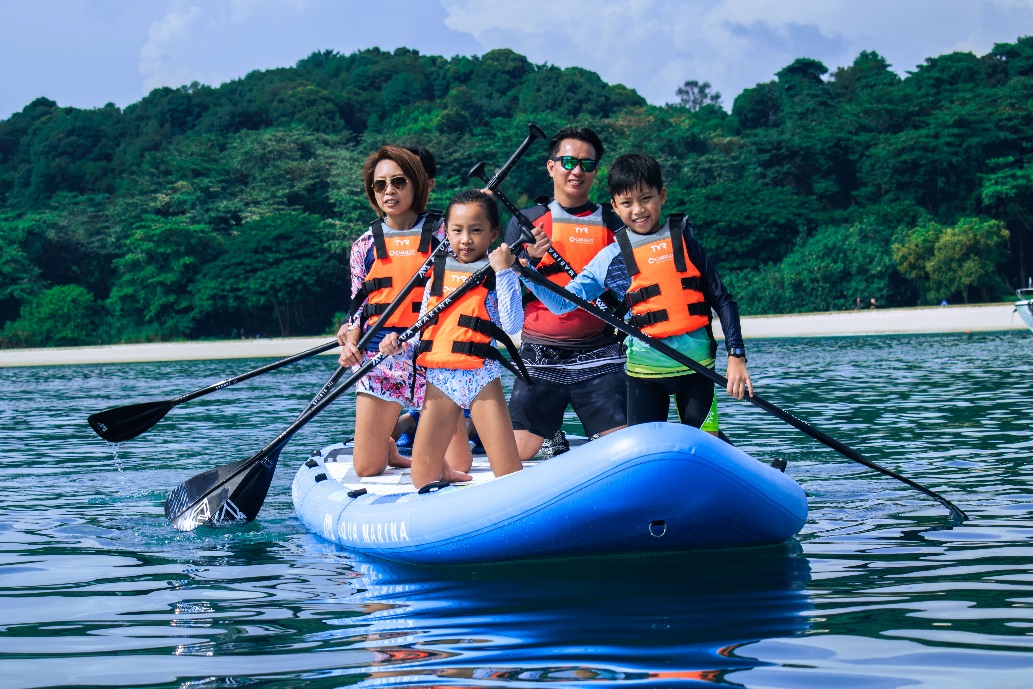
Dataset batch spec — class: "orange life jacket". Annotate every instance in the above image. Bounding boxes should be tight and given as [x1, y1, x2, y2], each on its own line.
[535, 200, 613, 287]
[616, 214, 711, 339]
[416, 257, 529, 382]
[349, 212, 441, 330]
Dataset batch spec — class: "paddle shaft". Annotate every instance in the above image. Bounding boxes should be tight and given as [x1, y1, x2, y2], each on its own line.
[516, 264, 968, 521]
[172, 340, 339, 406]
[469, 162, 578, 281]
[303, 240, 451, 412]
[170, 228, 536, 527]
[165, 124, 546, 529]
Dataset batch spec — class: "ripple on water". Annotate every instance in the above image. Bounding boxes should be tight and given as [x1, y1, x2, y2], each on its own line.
[1, 333, 1032, 687]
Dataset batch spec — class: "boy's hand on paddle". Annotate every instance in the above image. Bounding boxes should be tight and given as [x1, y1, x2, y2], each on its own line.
[725, 357, 752, 400]
[489, 244, 517, 272]
[379, 332, 403, 356]
[521, 227, 552, 264]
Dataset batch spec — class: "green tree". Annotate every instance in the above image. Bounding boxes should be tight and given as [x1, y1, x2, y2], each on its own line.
[191, 212, 343, 336]
[893, 218, 1011, 303]
[727, 218, 899, 314]
[675, 80, 723, 110]
[2, 284, 100, 347]
[107, 215, 223, 338]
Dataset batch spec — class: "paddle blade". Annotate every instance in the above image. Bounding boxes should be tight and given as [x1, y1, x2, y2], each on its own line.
[164, 450, 280, 532]
[88, 400, 175, 443]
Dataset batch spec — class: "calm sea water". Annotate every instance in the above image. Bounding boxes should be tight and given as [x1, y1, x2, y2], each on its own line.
[1, 331, 1032, 688]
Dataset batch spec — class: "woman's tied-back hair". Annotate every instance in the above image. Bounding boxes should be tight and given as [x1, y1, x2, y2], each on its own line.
[607, 153, 664, 199]
[548, 126, 605, 160]
[444, 189, 502, 237]
[362, 145, 430, 214]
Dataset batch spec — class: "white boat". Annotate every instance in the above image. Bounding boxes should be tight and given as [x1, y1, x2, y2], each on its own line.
[1016, 288, 1033, 332]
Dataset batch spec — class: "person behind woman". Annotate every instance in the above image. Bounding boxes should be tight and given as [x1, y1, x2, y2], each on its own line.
[380, 190, 527, 489]
[337, 145, 468, 478]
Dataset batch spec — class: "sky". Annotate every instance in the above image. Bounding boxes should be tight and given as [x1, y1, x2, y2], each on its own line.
[1, 0, 1031, 120]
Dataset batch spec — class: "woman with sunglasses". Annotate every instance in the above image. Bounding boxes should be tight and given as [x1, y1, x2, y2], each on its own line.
[337, 146, 470, 481]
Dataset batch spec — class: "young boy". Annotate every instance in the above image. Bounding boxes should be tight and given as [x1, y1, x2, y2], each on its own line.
[520, 153, 752, 432]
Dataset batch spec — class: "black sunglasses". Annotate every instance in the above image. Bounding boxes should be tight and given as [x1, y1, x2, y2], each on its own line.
[371, 176, 408, 194]
[549, 156, 598, 173]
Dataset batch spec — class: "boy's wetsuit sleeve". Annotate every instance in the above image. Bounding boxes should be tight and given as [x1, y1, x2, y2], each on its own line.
[520, 244, 617, 314]
[684, 234, 745, 353]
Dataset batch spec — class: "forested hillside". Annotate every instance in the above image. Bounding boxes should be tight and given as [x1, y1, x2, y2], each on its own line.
[1, 40, 1031, 347]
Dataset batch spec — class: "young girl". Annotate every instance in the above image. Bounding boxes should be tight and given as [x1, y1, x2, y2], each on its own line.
[337, 146, 469, 478]
[380, 189, 525, 489]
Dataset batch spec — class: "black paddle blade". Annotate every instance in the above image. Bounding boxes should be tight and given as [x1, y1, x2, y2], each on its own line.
[164, 450, 280, 532]
[88, 400, 175, 443]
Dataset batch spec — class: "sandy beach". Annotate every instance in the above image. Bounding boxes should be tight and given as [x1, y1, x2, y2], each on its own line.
[1, 302, 1027, 368]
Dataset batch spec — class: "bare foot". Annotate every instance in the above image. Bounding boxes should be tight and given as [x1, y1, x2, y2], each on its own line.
[387, 446, 412, 469]
[442, 466, 473, 483]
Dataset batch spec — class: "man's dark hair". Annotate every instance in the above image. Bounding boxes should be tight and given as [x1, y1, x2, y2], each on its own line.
[548, 127, 605, 160]
[405, 144, 437, 179]
[607, 154, 664, 198]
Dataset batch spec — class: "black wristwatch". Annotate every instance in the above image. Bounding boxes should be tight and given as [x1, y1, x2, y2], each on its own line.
[727, 346, 747, 362]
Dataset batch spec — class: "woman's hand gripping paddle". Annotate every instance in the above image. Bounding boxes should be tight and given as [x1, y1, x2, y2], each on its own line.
[515, 264, 968, 523]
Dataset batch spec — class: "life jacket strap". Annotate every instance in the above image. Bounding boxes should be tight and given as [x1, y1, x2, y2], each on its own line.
[669, 213, 688, 273]
[348, 276, 394, 321]
[615, 228, 639, 276]
[371, 219, 388, 260]
[630, 309, 670, 329]
[687, 302, 711, 318]
[362, 301, 420, 320]
[627, 283, 661, 306]
[420, 210, 443, 253]
[681, 276, 704, 291]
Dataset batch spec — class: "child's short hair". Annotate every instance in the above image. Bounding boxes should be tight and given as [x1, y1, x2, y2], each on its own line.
[362, 146, 429, 214]
[444, 189, 502, 233]
[608, 153, 664, 198]
[548, 126, 605, 160]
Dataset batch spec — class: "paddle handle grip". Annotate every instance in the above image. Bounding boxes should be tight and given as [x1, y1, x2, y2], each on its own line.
[483, 123, 547, 192]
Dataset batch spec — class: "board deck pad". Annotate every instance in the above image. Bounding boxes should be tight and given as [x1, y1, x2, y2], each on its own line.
[317, 436, 587, 495]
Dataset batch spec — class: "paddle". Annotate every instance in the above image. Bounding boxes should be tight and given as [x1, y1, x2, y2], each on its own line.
[515, 262, 969, 523]
[165, 228, 535, 531]
[87, 340, 340, 443]
[164, 233, 452, 531]
[164, 124, 547, 531]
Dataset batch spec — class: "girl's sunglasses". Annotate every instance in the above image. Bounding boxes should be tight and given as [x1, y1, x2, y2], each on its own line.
[549, 156, 598, 173]
[371, 176, 408, 194]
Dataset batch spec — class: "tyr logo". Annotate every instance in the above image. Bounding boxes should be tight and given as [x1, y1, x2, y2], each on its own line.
[574, 226, 590, 234]
[650, 242, 669, 252]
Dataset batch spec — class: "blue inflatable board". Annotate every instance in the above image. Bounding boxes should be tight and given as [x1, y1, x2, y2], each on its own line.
[292, 423, 807, 565]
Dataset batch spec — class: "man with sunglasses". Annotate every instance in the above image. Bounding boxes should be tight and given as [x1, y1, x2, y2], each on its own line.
[504, 126, 627, 460]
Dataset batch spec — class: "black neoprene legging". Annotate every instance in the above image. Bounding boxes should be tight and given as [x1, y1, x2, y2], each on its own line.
[626, 372, 715, 427]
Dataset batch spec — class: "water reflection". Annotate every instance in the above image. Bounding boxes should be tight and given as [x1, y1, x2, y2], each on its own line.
[328, 546, 814, 686]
